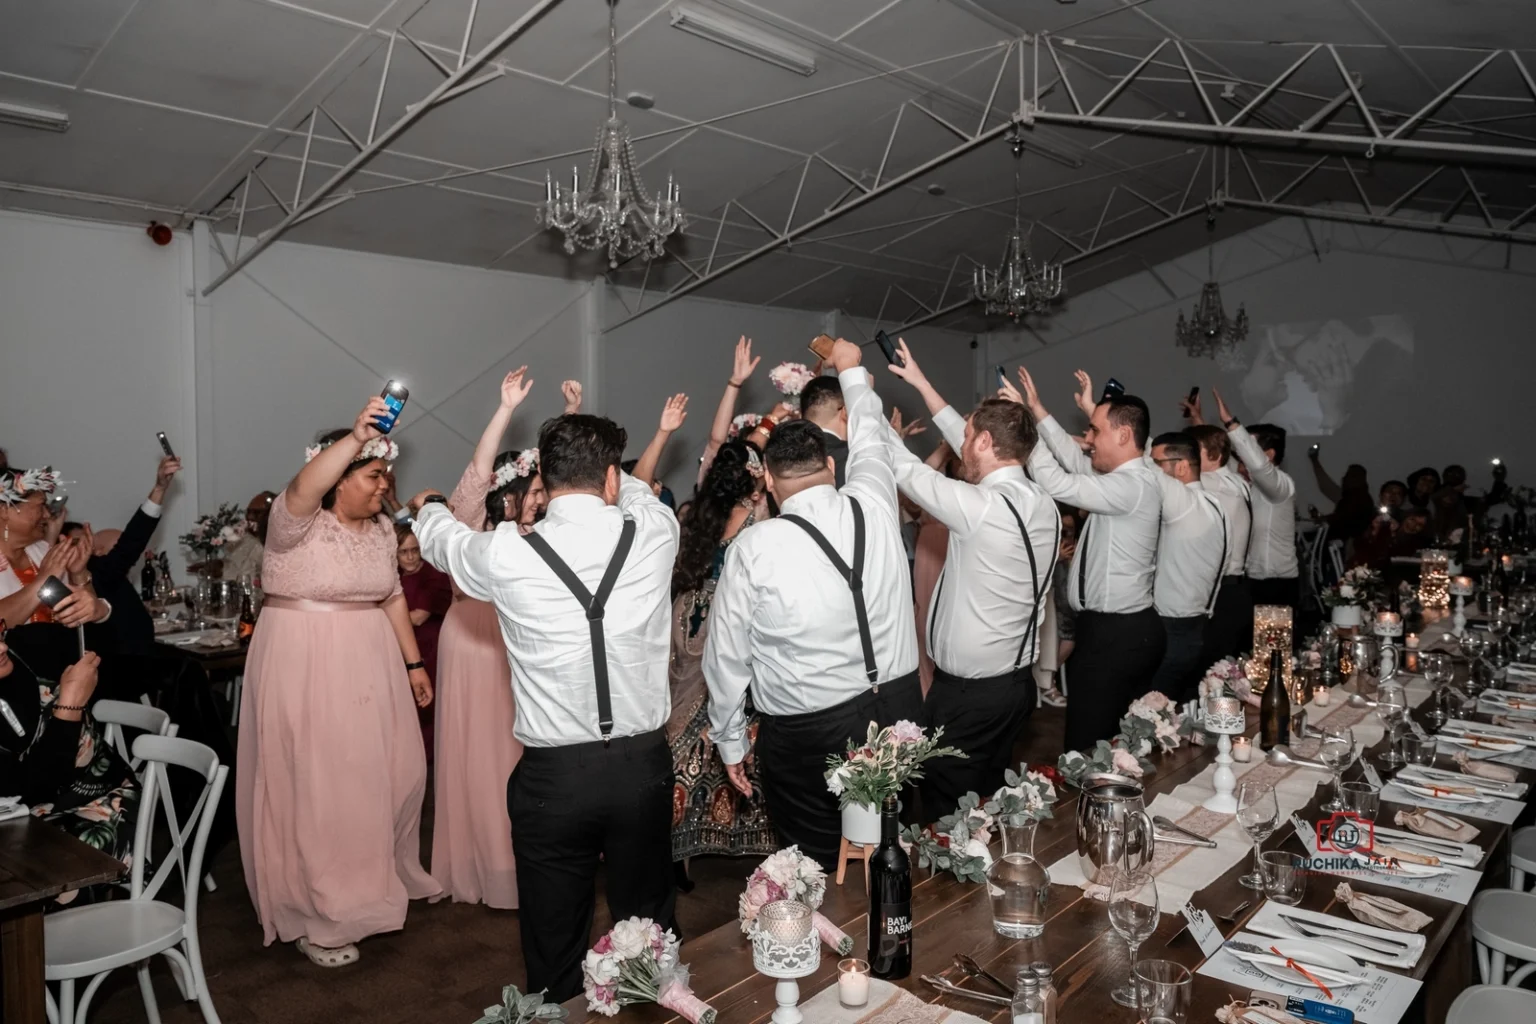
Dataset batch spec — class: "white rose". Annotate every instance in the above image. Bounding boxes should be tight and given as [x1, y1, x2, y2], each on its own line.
[826, 765, 850, 796]
[585, 950, 620, 985]
[609, 919, 648, 959]
[963, 837, 993, 868]
[1338, 584, 1355, 598]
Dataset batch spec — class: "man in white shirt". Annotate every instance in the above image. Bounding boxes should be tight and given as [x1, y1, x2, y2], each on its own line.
[412, 414, 679, 1002]
[1213, 389, 1298, 613]
[705, 339, 919, 869]
[879, 341, 1059, 815]
[799, 375, 849, 487]
[1188, 424, 1253, 662]
[1146, 432, 1226, 702]
[1014, 368, 1166, 749]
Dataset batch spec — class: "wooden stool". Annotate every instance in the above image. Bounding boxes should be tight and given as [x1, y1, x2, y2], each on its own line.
[835, 838, 875, 891]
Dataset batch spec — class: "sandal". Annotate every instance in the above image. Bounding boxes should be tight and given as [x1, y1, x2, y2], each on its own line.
[1037, 685, 1067, 709]
[297, 937, 360, 968]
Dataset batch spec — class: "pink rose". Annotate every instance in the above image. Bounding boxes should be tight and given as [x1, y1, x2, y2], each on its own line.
[888, 720, 926, 744]
[1111, 748, 1144, 778]
[594, 934, 613, 954]
[1141, 691, 1171, 712]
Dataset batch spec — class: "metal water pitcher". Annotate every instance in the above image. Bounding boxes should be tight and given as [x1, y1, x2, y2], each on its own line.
[1075, 773, 1155, 886]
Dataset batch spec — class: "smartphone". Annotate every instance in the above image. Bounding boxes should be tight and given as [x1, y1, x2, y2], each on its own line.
[1100, 377, 1124, 403]
[44, 493, 67, 517]
[874, 330, 905, 367]
[156, 432, 176, 458]
[808, 334, 836, 361]
[1492, 457, 1502, 466]
[375, 380, 409, 434]
[36, 576, 72, 609]
[997, 364, 1009, 388]
[1310, 443, 1321, 455]
[0, 698, 23, 741]
[1183, 385, 1199, 418]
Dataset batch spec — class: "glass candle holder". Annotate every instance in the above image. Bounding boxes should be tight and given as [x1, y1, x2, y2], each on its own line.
[757, 900, 812, 945]
[1419, 549, 1450, 609]
[1204, 696, 1245, 733]
[1374, 611, 1403, 638]
[837, 959, 870, 1008]
[1250, 604, 1293, 691]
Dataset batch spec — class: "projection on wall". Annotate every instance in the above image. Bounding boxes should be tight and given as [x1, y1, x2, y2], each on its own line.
[1215, 314, 1413, 436]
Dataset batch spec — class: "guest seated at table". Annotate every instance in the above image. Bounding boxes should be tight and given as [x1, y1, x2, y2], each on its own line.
[0, 635, 139, 901]
[221, 490, 277, 582]
[1379, 479, 1408, 518]
[1405, 467, 1439, 515]
[1, 468, 109, 631]
[396, 524, 451, 760]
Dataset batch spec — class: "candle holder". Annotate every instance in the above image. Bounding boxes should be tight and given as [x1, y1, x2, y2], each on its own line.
[1250, 605, 1293, 691]
[751, 901, 820, 1024]
[1419, 549, 1450, 609]
[1449, 576, 1474, 636]
[1202, 695, 1246, 814]
[1374, 612, 1403, 684]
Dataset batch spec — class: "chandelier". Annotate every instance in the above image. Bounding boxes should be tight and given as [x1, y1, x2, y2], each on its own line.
[537, 0, 684, 267]
[1175, 241, 1248, 357]
[973, 136, 1064, 320]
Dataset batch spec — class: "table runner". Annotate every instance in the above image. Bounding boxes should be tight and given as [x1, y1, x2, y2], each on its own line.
[797, 978, 987, 1024]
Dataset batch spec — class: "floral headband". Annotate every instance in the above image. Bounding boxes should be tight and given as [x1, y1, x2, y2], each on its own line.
[494, 448, 539, 488]
[0, 467, 65, 505]
[743, 446, 764, 479]
[727, 413, 761, 440]
[304, 436, 400, 465]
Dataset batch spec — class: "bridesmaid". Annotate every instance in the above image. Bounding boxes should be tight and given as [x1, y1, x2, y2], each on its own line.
[430, 368, 550, 909]
[236, 397, 440, 968]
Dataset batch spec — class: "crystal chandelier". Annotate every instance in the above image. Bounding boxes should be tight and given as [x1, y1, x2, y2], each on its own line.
[1175, 242, 1248, 357]
[973, 136, 1064, 320]
[537, 0, 684, 267]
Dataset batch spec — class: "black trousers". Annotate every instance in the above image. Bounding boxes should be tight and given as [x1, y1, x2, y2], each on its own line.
[756, 670, 921, 869]
[508, 729, 676, 1002]
[920, 665, 1034, 818]
[1063, 608, 1166, 751]
[1150, 614, 1210, 703]
[1250, 576, 1300, 615]
[1204, 575, 1253, 663]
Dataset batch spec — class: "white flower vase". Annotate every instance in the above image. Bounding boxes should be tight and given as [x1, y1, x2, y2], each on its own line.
[1330, 604, 1362, 628]
[841, 801, 881, 845]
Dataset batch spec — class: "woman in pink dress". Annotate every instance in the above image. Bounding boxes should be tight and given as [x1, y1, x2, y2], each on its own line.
[236, 397, 440, 968]
[431, 368, 550, 909]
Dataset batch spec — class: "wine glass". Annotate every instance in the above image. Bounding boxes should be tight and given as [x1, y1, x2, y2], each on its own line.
[1236, 781, 1279, 890]
[1318, 725, 1357, 813]
[1375, 680, 1408, 768]
[1107, 867, 1160, 1009]
[1422, 652, 1453, 729]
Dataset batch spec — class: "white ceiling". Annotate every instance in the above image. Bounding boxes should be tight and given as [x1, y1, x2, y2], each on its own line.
[2, 0, 1534, 332]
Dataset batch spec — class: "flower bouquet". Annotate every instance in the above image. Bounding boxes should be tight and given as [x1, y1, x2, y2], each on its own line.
[768, 361, 817, 399]
[179, 502, 248, 561]
[1120, 691, 1181, 755]
[898, 792, 993, 883]
[984, 766, 1057, 826]
[1201, 656, 1257, 707]
[737, 847, 852, 954]
[1057, 739, 1154, 787]
[473, 985, 567, 1024]
[1322, 565, 1383, 609]
[582, 918, 715, 1023]
[823, 720, 964, 808]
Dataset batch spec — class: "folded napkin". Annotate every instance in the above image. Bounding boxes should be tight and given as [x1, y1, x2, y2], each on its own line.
[1492, 714, 1536, 734]
[1394, 807, 1478, 843]
[1453, 751, 1519, 782]
[1333, 882, 1432, 933]
[0, 801, 29, 823]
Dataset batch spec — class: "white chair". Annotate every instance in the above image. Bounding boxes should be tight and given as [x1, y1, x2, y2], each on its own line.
[1470, 888, 1536, 988]
[1446, 984, 1536, 1024]
[1327, 538, 1345, 582]
[93, 700, 175, 772]
[1512, 826, 1536, 892]
[45, 735, 228, 1024]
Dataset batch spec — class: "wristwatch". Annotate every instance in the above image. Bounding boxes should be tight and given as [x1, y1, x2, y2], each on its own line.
[404, 660, 426, 672]
[415, 494, 448, 518]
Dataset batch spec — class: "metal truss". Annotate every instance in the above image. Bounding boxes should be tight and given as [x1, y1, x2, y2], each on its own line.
[200, 0, 562, 295]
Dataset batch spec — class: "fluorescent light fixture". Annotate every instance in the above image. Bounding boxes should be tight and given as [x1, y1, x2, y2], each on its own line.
[0, 100, 69, 133]
[670, 5, 816, 77]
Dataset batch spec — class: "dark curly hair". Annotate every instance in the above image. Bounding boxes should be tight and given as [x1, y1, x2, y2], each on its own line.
[485, 450, 540, 528]
[672, 440, 760, 596]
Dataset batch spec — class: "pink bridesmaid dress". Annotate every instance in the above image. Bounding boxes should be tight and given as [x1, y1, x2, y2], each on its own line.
[429, 465, 521, 909]
[913, 514, 950, 697]
[236, 493, 439, 949]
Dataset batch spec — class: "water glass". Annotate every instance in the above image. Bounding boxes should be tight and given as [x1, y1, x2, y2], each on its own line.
[1318, 725, 1357, 813]
[1340, 779, 1380, 822]
[1107, 868, 1159, 1008]
[1399, 731, 1435, 767]
[1236, 781, 1279, 890]
[1259, 850, 1307, 906]
[1375, 681, 1409, 767]
[1133, 959, 1192, 1024]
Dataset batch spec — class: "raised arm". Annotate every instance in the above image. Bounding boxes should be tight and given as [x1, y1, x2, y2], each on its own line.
[1216, 388, 1294, 503]
[1029, 443, 1148, 515]
[633, 394, 688, 486]
[832, 340, 897, 510]
[886, 338, 965, 451]
[703, 336, 760, 470]
[412, 496, 499, 603]
[468, 368, 532, 481]
[1016, 366, 1094, 475]
[1145, 459, 1200, 523]
[1309, 451, 1342, 504]
[99, 455, 181, 581]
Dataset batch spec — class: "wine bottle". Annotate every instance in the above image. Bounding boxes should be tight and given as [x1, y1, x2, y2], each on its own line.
[868, 794, 911, 979]
[1259, 648, 1290, 749]
[238, 590, 256, 641]
[141, 555, 157, 603]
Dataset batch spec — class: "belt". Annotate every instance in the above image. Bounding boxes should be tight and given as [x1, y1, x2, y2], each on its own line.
[262, 595, 382, 613]
[931, 665, 1028, 688]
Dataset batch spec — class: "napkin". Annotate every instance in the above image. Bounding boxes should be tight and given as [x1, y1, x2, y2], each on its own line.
[1333, 883, 1432, 933]
[1394, 807, 1479, 842]
[1453, 751, 1519, 782]
[1492, 714, 1536, 734]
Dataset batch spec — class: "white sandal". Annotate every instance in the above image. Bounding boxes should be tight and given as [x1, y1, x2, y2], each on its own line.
[297, 937, 360, 968]
[1037, 685, 1067, 708]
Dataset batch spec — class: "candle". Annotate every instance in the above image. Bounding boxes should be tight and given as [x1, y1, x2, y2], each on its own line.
[1251, 605, 1293, 690]
[838, 959, 870, 1008]
[1419, 549, 1451, 609]
[1449, 575, 1475, 597]
[1406, 633, 1419, 650]
[1374, 611, 1403, 638]
[1315, 685, 1331, 706]
[1231, 736, 1253, 763]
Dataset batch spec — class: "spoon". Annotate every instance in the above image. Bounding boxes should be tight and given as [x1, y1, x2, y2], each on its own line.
[1216, 899, 1252, 924]
[1265, 745, 1332, 772]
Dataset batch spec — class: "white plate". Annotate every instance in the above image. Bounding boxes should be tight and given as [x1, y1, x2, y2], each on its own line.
[1439, 734, 1522, 754]
[1348, 851, 1452, 878]
[1249, 939, 1364, 989]
[1392, 781, 1490, 804]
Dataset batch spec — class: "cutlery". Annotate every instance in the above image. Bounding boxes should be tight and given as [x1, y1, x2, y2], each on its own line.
[953, 953, 1013, 995]
[1223, 941, 1364, 986]
[1383, 837, 1471, 862]
[1403, 764, 1517, 789]
[1154, 815, 1218, 848]
[1371, 824, 1467, 851]
[921, 976, 1011, 1006]
[1248, 920, 1404, 963]
[1399, 772, 1517, 798]
[1217, 899, 1252, 924]
[1274, 915, 1413, 954]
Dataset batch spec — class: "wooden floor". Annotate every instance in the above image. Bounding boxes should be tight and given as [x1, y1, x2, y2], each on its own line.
[85, 707, 1067, 1024]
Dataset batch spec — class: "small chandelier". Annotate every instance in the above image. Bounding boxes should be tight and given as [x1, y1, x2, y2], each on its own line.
[973, 135, 1064, 320]
[1176, 239, 1248, 357]
[537, 0, 684, 267]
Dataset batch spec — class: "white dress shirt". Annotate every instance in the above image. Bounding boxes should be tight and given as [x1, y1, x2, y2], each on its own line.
[415, 473, 678, 748]
[1028, 416, 1161, 615]
[1202, 465, 1252, 577]
[1229, 426, 1297, 579]
[1147, 469, 1227, 619]
[704, 367, 917, 765]
[885, 403, 1060, 678]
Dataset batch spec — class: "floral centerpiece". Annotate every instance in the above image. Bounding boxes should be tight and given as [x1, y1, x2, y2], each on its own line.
[825, 720, 963, 843]
[473, 985, 567, 1024]
[179, 502, 248, 564]
[582, 918, 715, 1023]
[984, 766, 1057, 826]
[1201, 656, 1257, 707]
[898, 792, 993, 883]
[737, 847, 852, 954]
[1120, 691, 1181, 755]
[768, 361, 817, 400]
[1057, 739, 1155, 787]
[1322, 565, 1384, 627]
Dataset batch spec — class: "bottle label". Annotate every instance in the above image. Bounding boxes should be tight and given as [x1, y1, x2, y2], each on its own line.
[872, 901, 912, 962]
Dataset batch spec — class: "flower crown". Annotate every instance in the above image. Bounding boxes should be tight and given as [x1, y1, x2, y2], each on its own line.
[0, 467, 66, 505]
[494, 448, 539, 488]
[304, 436, 400, 465]
[743, 446, 764, 479]
[727, 413, 761, 440]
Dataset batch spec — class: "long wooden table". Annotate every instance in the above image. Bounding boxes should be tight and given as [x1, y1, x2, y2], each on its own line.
[563, 657, 1532, 1024]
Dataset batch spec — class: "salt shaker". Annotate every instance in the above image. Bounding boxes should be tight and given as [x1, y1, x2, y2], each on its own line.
[1011, 972, 1043, 1024]
[1029, 962, 1056, 1024]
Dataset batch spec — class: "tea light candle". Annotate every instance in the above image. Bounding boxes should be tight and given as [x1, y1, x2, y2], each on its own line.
[1315, 685, 1331, 706]
[838, 959, 870, 1008]
[758, 901, 812, 945]
[1374, 611, 1403, 638]
[1405, 633, 1419, 650]
[1449, 575, 1475, 597]
[1231, 736, 1253, 762]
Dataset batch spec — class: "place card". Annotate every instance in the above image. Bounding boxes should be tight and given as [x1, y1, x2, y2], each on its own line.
[1362, 762, 1383, 789]
[1197, 930, 1422, 1024]
[1181, 902, 1224, 957]
[1292, 816, 1481, 905]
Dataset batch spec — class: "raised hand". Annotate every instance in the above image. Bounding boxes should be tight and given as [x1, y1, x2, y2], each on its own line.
[996, 378, 1024, 405]
[500, 366, 532, 410]
[1212, 386, 1235, 426]
[1179, 392, 1205, 425]
[153, 456, 181, 496]
[731, 335, 760, 385]
[65, 525, 92, 574]
[38, 537, 76, 579]
[52, 585, 99, 628]
[561, 379, 583, 414]
[407, 489, 445, 513]
[1073, 369, 1096, 417]
[886, 338, 928, 389]
[353, 398, 389, 443]
[1015, 366, 1046, 420]
[659, 393, 689, 432]
[828, 337, 862, 374]
[768, 401, 797, 423]
[889, 408, 926, 439]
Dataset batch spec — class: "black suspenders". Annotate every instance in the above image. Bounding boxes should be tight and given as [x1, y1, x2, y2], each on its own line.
[1001, 495, 1060, 670]
[1203, 494, 1227, 614]
[781, 497, 879, 685]
[523, 517, 638, 745]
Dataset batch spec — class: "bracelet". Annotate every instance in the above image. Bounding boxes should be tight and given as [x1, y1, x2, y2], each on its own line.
[1223, 417, 1240, 429]
[52, 703, 87, 713]
[405, 660, 426, 672]
[756, 417, 777, 434]
[727, 379, 744, 389]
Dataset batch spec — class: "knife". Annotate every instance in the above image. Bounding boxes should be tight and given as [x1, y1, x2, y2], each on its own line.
[1248, 920, 1405, 961]
[1403, 764, 1517, 789]
[1270, 916, 1413, 954]
[1154, 815, 1218, 848]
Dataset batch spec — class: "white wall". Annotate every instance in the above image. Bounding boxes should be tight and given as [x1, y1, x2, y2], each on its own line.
[983, 216, 1536, 511]
[0, 210, 198, 559]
